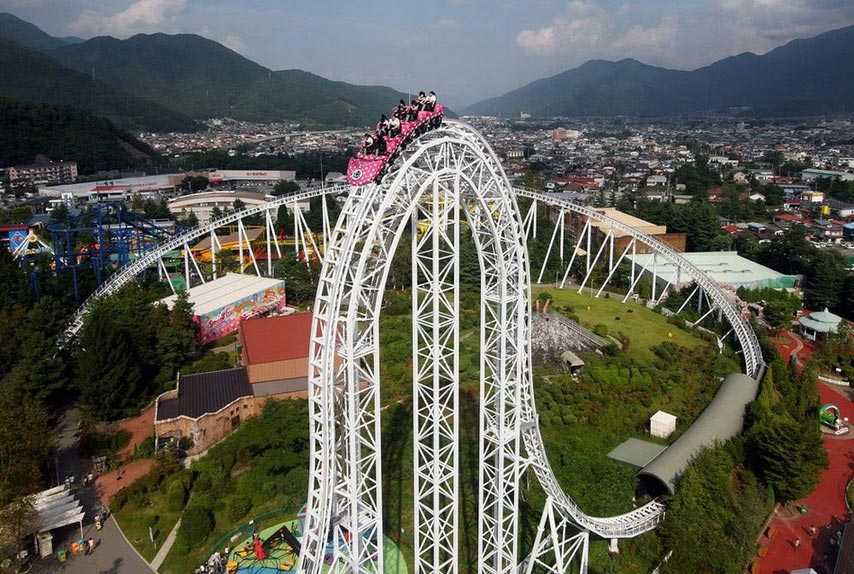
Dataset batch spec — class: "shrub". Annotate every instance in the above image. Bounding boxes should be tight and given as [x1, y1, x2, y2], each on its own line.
[79, 429, 131, 458]
[593, 324, 609, 337]
[132, 435, 156, 460]
[227, 496, 252, 522]
[166, 482, 187, 512]
[179, 505, 214, 545]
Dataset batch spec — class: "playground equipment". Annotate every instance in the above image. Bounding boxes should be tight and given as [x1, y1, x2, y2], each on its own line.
[819, 403, 849, 435]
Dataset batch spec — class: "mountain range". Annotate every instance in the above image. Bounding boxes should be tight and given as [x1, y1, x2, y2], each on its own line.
[0, 13, 412, 131]
[47, 33, 410, 127]
[0, 11, 852, 134]
[463, 25, 854, 117]
[0, 36, 200, 133]
[0, 98, 154, 174]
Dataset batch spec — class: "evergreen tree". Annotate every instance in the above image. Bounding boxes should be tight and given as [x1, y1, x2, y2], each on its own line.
[77, 309, 145, 420]
[745, 362, 828, 502]
[804, 249, 846, 310]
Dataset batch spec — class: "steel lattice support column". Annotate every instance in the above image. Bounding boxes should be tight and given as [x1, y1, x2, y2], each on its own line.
[299, 121, 531, 574]
[412, 177, 460, 574]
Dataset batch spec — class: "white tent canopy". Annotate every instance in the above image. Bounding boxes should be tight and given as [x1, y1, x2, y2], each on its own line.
[28, 485, 84, 538]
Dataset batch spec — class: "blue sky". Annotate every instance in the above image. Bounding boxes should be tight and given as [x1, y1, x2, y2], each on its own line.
[2, 0, 853, 108]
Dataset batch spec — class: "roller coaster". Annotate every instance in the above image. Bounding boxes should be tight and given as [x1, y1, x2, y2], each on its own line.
[60, 117, 764, 574]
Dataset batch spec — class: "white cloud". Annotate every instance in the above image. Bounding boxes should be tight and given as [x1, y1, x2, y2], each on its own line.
[222, 33, 246, 54]
[613, 16, 678, 51]
[515, 0, 610, 55]
[69, 0, 188, 37]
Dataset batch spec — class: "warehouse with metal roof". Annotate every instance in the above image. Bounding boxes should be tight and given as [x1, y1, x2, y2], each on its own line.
[628, 251, 800, 291]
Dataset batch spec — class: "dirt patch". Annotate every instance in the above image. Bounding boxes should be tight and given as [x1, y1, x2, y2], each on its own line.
[95, 459, 155, 505]
[111, 404, 155, 461]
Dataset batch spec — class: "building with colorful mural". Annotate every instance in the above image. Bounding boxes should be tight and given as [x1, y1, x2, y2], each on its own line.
[159, 273, 287, 343]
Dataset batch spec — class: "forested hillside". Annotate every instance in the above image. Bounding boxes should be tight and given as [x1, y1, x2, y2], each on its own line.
[0, 38, 199, 132]
[0, 99, 155, 174]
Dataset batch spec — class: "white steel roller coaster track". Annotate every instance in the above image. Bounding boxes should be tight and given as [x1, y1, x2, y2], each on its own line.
[61, 120, 764, 571]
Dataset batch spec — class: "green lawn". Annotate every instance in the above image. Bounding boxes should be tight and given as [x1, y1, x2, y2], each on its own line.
[532, 286, 706, 363]
[113, 496, 182, 562]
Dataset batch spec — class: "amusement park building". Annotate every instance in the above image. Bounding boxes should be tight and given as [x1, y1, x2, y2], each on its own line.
[560, 206, 687, 254]
[158, 272, 287, 343]
[628, 251, 800, 291]
[167, 190, 288, 223]
[154, 313, 313, 455]
[38, 174, 184, 201]
[206, 169, 295, 189]
[238, 313, 312, 393]
[798, 308, 844, 341]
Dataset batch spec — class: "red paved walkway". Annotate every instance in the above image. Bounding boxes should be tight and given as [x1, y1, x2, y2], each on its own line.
[94, 459, 155, 505]
[772, 330, 818, 366]
[754, 382, 854, 574]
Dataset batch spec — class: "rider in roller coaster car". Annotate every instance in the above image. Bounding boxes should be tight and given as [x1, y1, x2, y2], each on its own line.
[388, 114, 401, 137]
[424, 91, 437, 112]
[377, 114, 390, 137]
[361, 133, 379, 157]
[393, 99, 407, 120]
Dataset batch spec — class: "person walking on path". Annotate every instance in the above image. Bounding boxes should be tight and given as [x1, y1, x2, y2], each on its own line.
[793, 537, 801, 550]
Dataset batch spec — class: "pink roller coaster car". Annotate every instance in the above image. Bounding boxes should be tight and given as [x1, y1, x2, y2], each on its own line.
[347, 104, 445, 186]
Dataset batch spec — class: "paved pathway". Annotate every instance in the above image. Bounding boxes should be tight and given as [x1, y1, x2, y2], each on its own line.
[753, 383, 854, 574]
[30, 408, 156, 574]
[150, 519, 181, 571]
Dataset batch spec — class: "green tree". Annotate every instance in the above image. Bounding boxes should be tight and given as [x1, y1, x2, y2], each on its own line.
[518, 169, 544, 190]
[304, 196, 340, 232]
[0, 387, 54, 502]
[275, 205, 292, 236]
[179, 175, 209, 193]
[178, 505, 214, 545]
[153, 292, 203, 389]
[77, 309, 145, 420]
[674, 155, 721, 197]
[660, 443, 769, 574]
[143, 199, 172, 219]
[387, 232, 412, 291]
[745, 363, 828, 502]
[274, 256, 320, 305]
[272, 180, 300, 196]
[763, 299, 796, 331]
[804, 249, 846, 311]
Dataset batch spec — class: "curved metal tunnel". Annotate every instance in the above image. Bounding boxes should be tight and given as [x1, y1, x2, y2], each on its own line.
[637, 372, 759, 495]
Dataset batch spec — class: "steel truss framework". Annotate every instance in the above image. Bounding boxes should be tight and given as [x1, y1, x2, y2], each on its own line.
[300, 121, 532, 574]
[61, 121, 766, 574]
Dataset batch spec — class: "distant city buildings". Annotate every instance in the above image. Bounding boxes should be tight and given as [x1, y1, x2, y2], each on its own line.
[9, 159, 77, 189]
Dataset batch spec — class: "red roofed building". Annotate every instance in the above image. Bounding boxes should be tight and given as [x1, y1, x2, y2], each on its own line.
[239, 313, 313, 392]
[154, 312, 315, 454]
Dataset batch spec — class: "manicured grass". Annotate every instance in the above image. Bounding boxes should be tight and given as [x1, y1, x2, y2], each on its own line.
[532, 286, 706, 363]
[113, 500, 181, 562]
